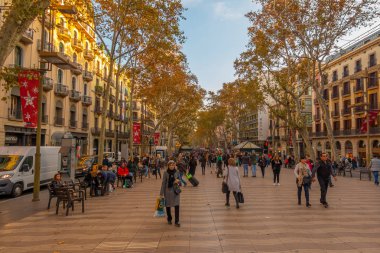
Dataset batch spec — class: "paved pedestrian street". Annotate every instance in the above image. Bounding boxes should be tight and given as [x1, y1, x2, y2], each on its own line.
[0, 167, 379, 253]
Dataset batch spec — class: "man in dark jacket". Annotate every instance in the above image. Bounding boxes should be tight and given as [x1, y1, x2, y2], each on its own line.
[312, 153, 337, 208]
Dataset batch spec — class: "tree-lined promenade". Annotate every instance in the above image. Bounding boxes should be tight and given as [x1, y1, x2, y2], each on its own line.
[0, 166, 379, 252]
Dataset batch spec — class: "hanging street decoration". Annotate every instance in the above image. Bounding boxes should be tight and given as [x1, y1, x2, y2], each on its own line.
[133, 123, 141, 144]
[18, 70, 40, 128]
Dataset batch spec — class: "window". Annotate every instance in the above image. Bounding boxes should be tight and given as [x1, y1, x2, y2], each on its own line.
[15, 46, 23, 67]
[57, 69, 63, 84]
[70, 105, 76, 127]
[84, 83, 87, 96]
[55, 101, 63, 125]
[21, 156, 33, 171]
[332, 71, 338, 82]
[343, 81, 350, 95]
[355, 59, 362, 72]
[85, 62, 88, 71]
[356, 118, 363, 129]
[95, 117, 99, 129]
[369, 53, 377, 67]
[73, 53, 77, 63]
[85, 41, 89, 50]
[332, 86, 339, 98]
[71, 77, 76, 90]
[323, 89, 329, 100]
[108, 120, 112, 131]
[10, 87, 22, 119]
[343, 66, 349, 77]
[59, 42, 64, 53]
[369, 93, 378, 110]
[344, 120, 351, 130]
[334, 102, 339, 114]
[96, 78, 99, 86]
[355, 78, 362, 91]
[333, 121, 340, 131]
[368, 72, 378, 88]
[315, 124, 321, 132]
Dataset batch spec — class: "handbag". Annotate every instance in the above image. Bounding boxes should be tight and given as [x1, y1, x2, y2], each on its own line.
[237, 192, 244, 203]
[302, 176, 312, 185]
[173, 182, 181, 195]
[222, 167, 229, 193]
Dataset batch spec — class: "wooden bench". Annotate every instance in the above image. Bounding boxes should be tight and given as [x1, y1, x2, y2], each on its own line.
[359, 168, 371, 180]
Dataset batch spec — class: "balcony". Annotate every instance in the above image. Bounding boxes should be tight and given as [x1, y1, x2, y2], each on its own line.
[55, 117, 64, 126]
[37, 40, 72, 69]
[312, 131, 327, 137]
[342, 88, 350, 96]
[106, 130, 115, 138]
[20, 28, 34, 44]
[331, 110, 340, 118]
[54, 84, 69, 97]
[95, 85, 103, 96]
[91, 127, 100, 136]
[84, 49, 94, 60]
[69, 90, 81, 102]
[354, 106, 365, 114]
[71, 38, 83, 52]
[38, 14, 52, 28]
[8, 109, 22, 121]
[42, 115, 48, 124]
[71, 62, 83, 75]
[42, 77, 54, 91]
[341, 108, 351, 116]
[82, 122, 89, 130]
[69, 120, 77, 128]
[313, 115, 321, 121]
[57, 27, 71, 42]
[95, 106, 102, 115]
[83, 71, 93, 81]
[81, 96, 92, 106]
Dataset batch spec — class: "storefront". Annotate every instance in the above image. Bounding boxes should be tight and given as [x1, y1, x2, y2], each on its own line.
[4, 125, 46, 146]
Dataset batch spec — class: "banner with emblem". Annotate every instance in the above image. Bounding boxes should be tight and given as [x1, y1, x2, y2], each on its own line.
[133, 123, 141, 144]
[18, 70, 40, 128]
[154, 132, 160, 145]
[360, 110, 380, 133]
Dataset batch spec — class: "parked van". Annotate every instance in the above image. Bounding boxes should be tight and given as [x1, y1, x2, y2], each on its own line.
[0, 146, 60, 197]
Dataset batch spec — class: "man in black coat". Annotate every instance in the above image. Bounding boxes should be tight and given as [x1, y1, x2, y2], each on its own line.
[312, 153, 337, 208]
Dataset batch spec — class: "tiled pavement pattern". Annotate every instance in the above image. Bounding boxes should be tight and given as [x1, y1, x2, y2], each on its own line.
[0, 166, 379, 253]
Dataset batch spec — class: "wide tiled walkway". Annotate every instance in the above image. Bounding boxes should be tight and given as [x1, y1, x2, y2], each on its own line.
[0, 166, 379, 253]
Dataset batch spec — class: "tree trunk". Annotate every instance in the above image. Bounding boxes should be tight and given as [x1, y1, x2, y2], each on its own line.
[0, 0, 50, 67]
[114, 71, 121, 160]
[291, 129, 299, 162]
[299, 127, 315, 161]
[129, 77, 135, 159]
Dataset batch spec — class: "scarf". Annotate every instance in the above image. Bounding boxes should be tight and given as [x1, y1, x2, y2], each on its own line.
[167, 169, 176, 188]
[296, 163, 309, 187]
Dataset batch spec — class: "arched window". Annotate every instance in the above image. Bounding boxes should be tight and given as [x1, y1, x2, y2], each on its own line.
[15, 46, 23, 67]
[55, 100, 63, 125]
[71, 77, 76, 90]
[70, 105, 76, 127]
[345, 141, 353, 154]
[59, 42, 64, 53]
[358, 140, 366, 148]
[84, 83, 87, 96]
[373, 140, 380, 148]
[57, 69, 63, 84]
[73, 53, 77, 63]
[44, 29, 49, 44]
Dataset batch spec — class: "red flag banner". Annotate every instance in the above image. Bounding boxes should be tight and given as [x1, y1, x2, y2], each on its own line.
[133, 123, 141, 144]
[154, 132, 160, 145]
[18, 70, 40, 128]
[360, 110, 379, 133]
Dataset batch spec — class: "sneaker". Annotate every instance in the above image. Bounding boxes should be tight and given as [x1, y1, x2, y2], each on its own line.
[323, 202, 329, 208]
[236, 204, 240, 209]
[306, 203, 311, 208]
[277, 183, 280, 186]
[167, 221, 172, 225]
[273, 183, 276, 186]
[175, 223, 181, 227]
[225, 203, 230, 207]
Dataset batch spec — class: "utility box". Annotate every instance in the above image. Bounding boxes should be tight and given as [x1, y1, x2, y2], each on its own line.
[59, 132, 77, 180]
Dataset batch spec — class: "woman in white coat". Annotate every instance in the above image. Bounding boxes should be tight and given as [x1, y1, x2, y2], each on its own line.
[223, 158, 242, 208]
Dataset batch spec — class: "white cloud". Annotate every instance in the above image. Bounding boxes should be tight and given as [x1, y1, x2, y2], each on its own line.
[213, 2, 244, 20]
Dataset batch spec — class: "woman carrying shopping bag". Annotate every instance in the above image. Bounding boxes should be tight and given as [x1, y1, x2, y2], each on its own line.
[160, 160, 181, 227]
[223, 158, 242, 209]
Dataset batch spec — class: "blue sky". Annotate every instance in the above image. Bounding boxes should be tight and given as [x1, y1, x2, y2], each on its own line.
[180, 0, 259, 92]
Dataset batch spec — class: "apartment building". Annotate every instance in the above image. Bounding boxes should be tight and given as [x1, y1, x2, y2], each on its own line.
[238, 107, 269, 148]
[1, 2, 131, 156]
[312, 30, 380, 162]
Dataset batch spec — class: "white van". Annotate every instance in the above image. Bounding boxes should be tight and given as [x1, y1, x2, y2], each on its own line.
[0, 146, 60, 197]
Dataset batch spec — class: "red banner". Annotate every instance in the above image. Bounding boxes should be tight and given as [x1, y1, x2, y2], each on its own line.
[18, 70, 40, 128]
[360, 110, 379, 133]
[154, 132, 160, 145]
[133, 123, 141, 144]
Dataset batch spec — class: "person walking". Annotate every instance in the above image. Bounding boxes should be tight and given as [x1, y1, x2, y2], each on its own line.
[176, 154, 188, 187]
[188, 155, 197, 176]
[250, 152, 257, 177]
[368, 154, 380, 186]
[160, 160, 181, 227]
[241, 152, 250, 177]
[216, 153, 223, 178]
[312, 153, 337, 208]
[271, 155, 282, 186]
[294, 156, 312, 208]
[223, 158, 242, 209]
[258, 155, 267, 178]
[200, 154, 207, 175]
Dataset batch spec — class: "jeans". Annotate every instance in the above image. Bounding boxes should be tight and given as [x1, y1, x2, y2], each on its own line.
[226, 190, 239, 206]
[201, 165, 206, 175]
[243, 164, 249, 176]
[251, 164, 256, 176]
[297, 184, 310, 204]
[166, 205, 179, 223]
[144, 165, 149, 177]
[260, 166, 265, 178]
[318, 176, 329, 204]
[179, 171, 187, 186]
[373, 171, 379, 185]
[273, 168, 280, 183]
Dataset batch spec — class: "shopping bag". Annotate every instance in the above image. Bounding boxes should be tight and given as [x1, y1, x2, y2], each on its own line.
[237, 192, 244, 203]
[154, 197, 165, 217]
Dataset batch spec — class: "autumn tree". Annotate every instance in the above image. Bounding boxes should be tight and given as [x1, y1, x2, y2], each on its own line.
[240, 0, 380, 161]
